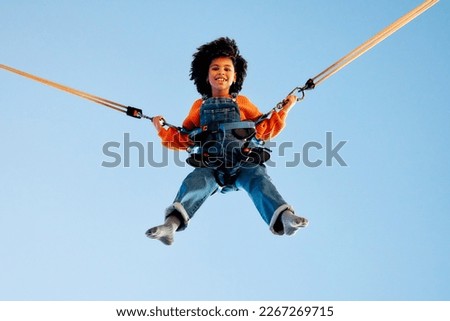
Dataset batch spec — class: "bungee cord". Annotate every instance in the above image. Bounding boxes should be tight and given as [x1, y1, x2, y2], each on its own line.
[255, 0, 439, 124]
[0, 64, 129, 115]
[1, 0, 439, 129]
[0, 63, 182, 129]
[311, 0, 439, 87]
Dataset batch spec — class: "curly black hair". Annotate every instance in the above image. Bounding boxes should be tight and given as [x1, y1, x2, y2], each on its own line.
[190, 37, 248, 97]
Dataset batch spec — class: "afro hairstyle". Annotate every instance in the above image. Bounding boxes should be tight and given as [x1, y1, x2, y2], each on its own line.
[190, 37, 248, 97]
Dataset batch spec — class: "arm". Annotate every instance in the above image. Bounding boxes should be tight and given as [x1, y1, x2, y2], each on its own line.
[151, 99, 203, 151]
[256, 95, 297, 141]
[151, 116, 191, 150]
[239, 95, 297, 141]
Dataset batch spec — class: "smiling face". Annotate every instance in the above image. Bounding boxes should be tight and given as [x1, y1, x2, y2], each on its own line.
[207, 57, 237, 97]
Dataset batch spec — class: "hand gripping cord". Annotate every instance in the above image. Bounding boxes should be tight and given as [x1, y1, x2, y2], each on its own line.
[257, 0, 439, 124]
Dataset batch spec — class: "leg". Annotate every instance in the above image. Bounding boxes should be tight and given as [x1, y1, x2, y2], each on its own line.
[171, 167, 219, 226]
[235, 164, 308, 235]
[146, 167, 219, 245]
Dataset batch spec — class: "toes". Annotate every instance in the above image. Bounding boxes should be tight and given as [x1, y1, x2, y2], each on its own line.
[294, 217, 309, 228]
[145, 227, 159, 238]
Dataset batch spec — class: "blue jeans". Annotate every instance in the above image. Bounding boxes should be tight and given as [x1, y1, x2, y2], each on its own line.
[166, 163, 293, 235]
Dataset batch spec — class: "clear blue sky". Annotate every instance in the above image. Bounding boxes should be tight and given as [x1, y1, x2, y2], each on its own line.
[1, 0, 448, 300]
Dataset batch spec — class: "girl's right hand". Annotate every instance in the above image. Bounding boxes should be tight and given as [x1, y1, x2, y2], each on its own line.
[152, 115, 165, 131]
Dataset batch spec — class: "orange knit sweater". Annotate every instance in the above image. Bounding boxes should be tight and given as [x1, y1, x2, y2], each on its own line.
[157, 95, 292, 150]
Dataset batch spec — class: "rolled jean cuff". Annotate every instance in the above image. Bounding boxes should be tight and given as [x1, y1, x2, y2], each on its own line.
[269, 204, 294, 235]
[165, 202, 190, 231]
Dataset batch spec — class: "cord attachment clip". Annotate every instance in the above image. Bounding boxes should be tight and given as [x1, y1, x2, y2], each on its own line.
[126, 106, 143, 118]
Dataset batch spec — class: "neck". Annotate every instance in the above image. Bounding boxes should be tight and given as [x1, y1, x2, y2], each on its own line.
[211, 89, 233, 98]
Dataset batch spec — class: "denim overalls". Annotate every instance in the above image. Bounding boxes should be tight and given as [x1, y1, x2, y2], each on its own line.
[188, 97, 257, 185]
[166, 97, 294, 235]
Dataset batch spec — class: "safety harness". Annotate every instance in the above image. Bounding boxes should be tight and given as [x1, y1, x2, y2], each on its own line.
[185, 96, 270, 186]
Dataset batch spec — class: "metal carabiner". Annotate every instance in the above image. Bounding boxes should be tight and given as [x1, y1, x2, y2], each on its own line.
[288, 78, 315, 101]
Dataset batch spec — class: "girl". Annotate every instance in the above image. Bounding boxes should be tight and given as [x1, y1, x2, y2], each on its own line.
[146, 37, 308, 245]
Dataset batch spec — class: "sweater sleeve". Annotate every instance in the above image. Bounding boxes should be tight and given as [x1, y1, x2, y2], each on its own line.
[156, 96, 293, 149]
[237, 95, 293, 141]
[156, 99, 203, 151]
